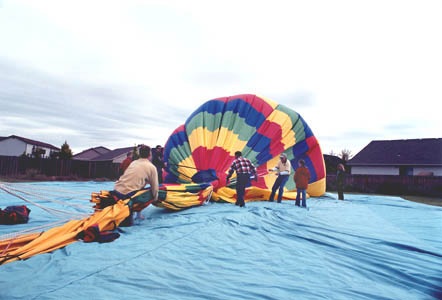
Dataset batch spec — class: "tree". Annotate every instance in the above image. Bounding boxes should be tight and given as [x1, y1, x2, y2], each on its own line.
[340, 149, 352, 162]
[32, 148, 46, 159]
[59, 141, 73, 159]
[132, 145, 140, 160]
[50, 151, 59, 159]
[329, 150, 337, 156]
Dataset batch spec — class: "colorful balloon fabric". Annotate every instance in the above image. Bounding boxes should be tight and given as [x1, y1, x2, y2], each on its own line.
[161, 94, 326, 206]
[0, 94, 326, 265]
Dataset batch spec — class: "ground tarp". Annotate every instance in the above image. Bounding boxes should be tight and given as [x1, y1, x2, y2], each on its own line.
[0, 182, 441, 300]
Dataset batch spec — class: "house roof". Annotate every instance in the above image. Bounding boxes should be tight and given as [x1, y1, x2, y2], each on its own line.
[92, 146, 133, 161]
[348, 138, 442, 166]
[72, 146, 111, 160]
[1, 135, 60, 150]
[94, 146, 111, 155]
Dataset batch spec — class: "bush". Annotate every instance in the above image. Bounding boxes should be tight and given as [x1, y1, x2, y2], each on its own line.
[25, 169, 40, 178]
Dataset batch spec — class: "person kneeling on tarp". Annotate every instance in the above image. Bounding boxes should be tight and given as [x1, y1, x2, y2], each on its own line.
[114, 145, 158, 220]
[268, 153, 291, 203]
[294, 159, 310, 208]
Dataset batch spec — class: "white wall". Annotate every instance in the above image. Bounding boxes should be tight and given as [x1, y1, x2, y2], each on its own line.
[0, 138, 55, 157]
[413, 167, 442, 176]
[351, 166, 399, 175]
[25, 143, 53, 158]
[25, 144, 34, 155]
[351, 166, 442, 176]
[41, 147, 53, 158]
[0, 138, 27, 156]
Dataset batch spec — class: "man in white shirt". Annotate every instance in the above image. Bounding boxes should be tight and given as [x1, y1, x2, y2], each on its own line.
[268, 153, 291, 203]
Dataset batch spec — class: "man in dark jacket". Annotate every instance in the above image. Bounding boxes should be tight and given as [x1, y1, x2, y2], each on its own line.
[294, 159, 310, 208]
[151, 145, 165, 184]
[336, 164, 346, 200]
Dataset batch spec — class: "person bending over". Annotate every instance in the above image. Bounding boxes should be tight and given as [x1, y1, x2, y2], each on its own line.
[114, 145, 158, 219]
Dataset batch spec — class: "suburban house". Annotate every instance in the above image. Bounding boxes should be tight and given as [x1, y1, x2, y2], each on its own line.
[0, 135, 60, 158]
[323, 154, 345, 175]
[72, 146, 111, 160]
[348, 138, 442, 176]
[92, 146, 134, 163]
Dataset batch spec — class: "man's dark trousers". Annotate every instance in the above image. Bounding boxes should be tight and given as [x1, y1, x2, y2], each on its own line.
[236, 173, 250, 207]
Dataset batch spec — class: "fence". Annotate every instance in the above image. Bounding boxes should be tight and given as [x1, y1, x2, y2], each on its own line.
[2, 156, 441, 196]
[327, 174, 442, 197]
[0, 156, 121, 180]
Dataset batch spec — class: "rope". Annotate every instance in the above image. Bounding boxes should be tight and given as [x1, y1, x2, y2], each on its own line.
[5, 183, 93, 197]
[0, 237, 15, 256]
[168, 164, 200, 170]
[1, 183, 92, 202]
[0, 185, 91, 219]
[205, 189, 213, 204]
[0, 219, 72, 241]
[227, 172, 268, 185]
[4, 185, 94, 211]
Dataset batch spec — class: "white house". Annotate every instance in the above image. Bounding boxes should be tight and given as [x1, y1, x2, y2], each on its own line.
[0, 135, 60, 158]
[348, 138, 442, 176]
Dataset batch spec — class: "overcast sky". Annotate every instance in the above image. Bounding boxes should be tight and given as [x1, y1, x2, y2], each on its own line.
[1, 0, 441, 156]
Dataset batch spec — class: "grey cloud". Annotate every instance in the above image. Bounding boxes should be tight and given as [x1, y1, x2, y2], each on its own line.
[319, 131, 376, 153]
[0, 59, 187, 150]
[318, 134, 371, 156]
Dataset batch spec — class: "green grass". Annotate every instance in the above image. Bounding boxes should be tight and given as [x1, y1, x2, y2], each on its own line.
[330, 191, 442, 207]
[0, 176, 33, 183]
[400, 195, 442, 207]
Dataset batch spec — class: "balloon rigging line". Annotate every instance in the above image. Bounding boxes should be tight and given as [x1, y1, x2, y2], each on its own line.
[0, 184, 92, 218]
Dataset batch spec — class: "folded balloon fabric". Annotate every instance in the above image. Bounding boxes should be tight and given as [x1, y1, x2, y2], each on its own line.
[76, 224, 120, 243]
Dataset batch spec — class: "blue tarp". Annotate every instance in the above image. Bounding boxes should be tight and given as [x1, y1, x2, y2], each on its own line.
[0, 181, 441, 300]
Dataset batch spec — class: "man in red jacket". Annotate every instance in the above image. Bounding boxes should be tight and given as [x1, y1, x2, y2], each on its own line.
[294, 159, 310, 208]
[120, 152, 132, 175]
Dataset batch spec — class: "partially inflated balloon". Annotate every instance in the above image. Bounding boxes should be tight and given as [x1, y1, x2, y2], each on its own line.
[161, 94, 325, 206]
